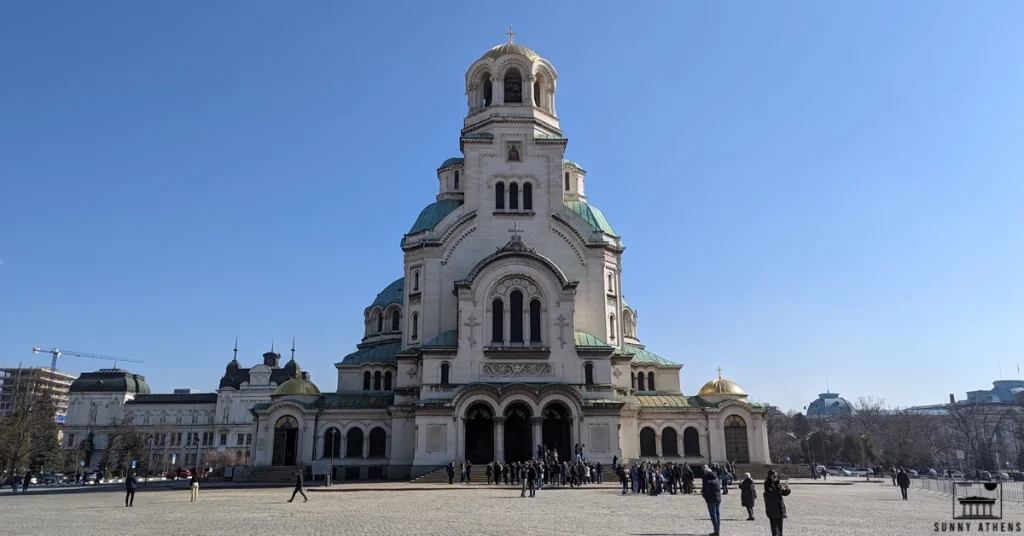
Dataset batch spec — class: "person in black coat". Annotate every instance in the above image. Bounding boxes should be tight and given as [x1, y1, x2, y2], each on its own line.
[739, 472, 757, 520]
[446, 462, 455, 485]
[896, 468, 911, 500]
[701, 467, 722, 536]
[124, 472, 137, 507]
[764, 470, 791, 536]
[288, 468, 307, 503]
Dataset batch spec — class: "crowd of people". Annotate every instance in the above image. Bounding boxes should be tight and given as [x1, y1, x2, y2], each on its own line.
[444, 443, 606, 495]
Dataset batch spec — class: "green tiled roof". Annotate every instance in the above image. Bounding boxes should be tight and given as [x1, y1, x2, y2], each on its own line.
[370, 278, 404, 309]
[408, 199, 463, 234]
[622, 296, 632, 310]
[565, 201, 617, 237]
[563, 159, 585, 171]
[462, 133, 494, 139]
[574, 331, 612, 349]
[423, 330, 458, 348]
[622, 345, 677, 366]
[339, 341, 403, 366]
[636, 395, 692, 408]
[439, 157, 464, 169]
[323, 394, 393, 409]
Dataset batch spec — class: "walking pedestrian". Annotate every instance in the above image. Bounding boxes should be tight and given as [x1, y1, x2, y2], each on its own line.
[466, 461, 472, 483]
[897, 467, 910, 500]
[288, 468, 308, 503]
[739, 472, 757, 520]
[702, 466, 723, 536]
[764, 470, 791, 536]
[125, 471, 137, 507]
[190, 468, 200, 502]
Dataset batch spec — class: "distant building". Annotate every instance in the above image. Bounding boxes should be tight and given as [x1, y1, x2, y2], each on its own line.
[966, 380, 1024, 404]
[0, 366, 78, 423]
[806, 392, 853, 419]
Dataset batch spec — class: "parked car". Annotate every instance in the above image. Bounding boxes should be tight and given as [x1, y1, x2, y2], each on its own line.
[978, 471, 992, 480]
[993, 471, 1010, 481]
[53, 473, 68, 484]
[164, 469, 191, 480]
[949, 471, 964, 479]
[1009, 472, 1024, 482]
[40, 473, 57, 485]
[82, 472, 99, 484]
[905, 469, 919, 478]
[922, 468, 937, 477]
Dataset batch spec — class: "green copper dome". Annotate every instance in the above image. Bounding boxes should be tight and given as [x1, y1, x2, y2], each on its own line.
[565, 200, 617, 237]
[563, 159, 585, 172]
[439, 157, 464, 169]
[370, 278, 404, 309]
[408, 199, 463, 234]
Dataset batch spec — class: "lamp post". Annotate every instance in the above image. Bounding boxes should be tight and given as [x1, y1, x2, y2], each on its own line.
[145, 434, 154, 487]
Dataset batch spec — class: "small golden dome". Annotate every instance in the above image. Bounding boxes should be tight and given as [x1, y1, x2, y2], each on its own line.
[481, 42, 539, 62]
[697, 370, 747, 397]
[272, 377, 321, 397]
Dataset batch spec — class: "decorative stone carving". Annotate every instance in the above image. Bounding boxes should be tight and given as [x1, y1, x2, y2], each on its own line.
[463, 314, 480, 349]
[406, 366, 418, 379]
[612, 367, 622, 379]
[482, 363, 552, 376]
[554, 314, 570, 349]
[426, 424, 447, 453]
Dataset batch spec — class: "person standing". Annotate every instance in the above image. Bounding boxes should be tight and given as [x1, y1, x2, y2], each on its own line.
[288, 468, 307, 503]
[597, 461, 604, 484]
[739, 472, 757, 520]
[446, 461, 455, 485]
[520, 464, 529, 498]
[125, 471, 137, 507]
[22, 472, 31, 493]
[527, 462, 537, 497]
[701, 466, 723, 536]
[466, 461, 472, 483]
[764, 470, 791, 536]
[618, 463, 629, 494]
[190, 468, 200, 502]
[896, 467, 910, 500]
[486, 462, 493, 485]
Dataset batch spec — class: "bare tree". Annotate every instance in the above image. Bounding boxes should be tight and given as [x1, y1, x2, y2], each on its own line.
[948, 398, 1008, 470]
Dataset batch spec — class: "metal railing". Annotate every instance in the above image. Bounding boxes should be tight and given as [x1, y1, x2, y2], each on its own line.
[913, 476, 1024, 503]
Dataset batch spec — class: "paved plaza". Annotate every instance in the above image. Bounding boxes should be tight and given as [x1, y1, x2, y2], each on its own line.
[1, 480, 1015, 535]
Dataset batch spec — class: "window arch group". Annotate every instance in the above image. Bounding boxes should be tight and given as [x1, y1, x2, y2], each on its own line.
[489, 284, 544, 346]
[639, 427, 657, 457]
[584, 362, 594, 385]
[363, 369, 393, 391]
[322, 427, 341, 458]
[494, 180, 533, 211]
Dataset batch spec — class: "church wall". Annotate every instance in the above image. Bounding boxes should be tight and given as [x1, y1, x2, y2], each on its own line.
[411, 414, 457, 468]
[618, 410, 640, 461]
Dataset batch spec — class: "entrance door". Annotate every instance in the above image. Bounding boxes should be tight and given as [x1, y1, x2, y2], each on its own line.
[723, 415, 750, 463]
[272, 416, 299, 466]
[503, 403, 532, 462]
[541, 402, 572, 459]
[464, 403, 495, 463]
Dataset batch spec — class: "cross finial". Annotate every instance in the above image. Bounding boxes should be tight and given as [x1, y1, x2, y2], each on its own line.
[716, 367, 723, 378]
[508, 222, 523, 239]
[506, 24, 516, 44]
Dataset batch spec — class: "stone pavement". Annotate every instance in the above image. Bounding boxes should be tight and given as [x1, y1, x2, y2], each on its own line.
[0, 480, 1012, 535]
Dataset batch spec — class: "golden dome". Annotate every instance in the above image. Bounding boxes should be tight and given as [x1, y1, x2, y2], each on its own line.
[272, 377, 321, 397]
[481, 42, 539, 62]
[697, 370, 747, 397]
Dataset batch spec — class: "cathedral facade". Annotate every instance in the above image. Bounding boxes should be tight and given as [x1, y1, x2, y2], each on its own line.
[253, 36, 771, 480]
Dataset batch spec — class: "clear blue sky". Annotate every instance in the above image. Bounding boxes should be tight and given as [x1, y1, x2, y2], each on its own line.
[2, 2, 1022, 412]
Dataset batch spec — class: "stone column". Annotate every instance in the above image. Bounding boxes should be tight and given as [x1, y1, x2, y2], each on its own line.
[362, 434, 369, 459]
[503, 306, 511, 346]
[523, 73, 533, 107]
[655, 434, 662, 457]
[494, 417, 506, 462]
[458, 417, 467, 461]
[493, 76, 502, 105]
[531, 417, 544, 457]
[340, 436, 347, 459]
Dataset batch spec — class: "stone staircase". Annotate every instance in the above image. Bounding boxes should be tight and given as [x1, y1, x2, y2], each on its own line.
[411, 465, 619, 485]
[245, 465, 298, 484]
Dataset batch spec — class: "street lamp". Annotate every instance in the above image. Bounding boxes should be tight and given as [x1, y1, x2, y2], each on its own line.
[145, 434, 154, 487]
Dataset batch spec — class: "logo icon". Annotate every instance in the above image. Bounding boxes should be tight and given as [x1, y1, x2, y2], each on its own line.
[953, 480, 1002, 520]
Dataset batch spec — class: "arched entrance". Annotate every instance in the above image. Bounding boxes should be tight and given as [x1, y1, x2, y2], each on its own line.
[272, 415, 299, 466]
[724, 415, 750, 463]
[503, 402, 532, 462]
[464, 403, 495, 463]
[541, 402, 572, 459]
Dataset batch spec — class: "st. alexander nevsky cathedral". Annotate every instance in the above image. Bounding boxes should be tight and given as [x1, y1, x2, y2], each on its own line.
[62, 33, 770, 481]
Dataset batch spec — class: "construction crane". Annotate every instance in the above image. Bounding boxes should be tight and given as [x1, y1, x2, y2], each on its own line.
[32, 347, 143, 372]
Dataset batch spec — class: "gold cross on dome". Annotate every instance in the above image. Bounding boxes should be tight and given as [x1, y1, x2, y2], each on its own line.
[506, 24, 516, 44]
[716, 367, 723, 378]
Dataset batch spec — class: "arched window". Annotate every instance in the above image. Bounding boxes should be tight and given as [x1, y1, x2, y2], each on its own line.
[363, 371, 371, 391]
[482, 74, 492, 107]
[609, 314, 616, 341]
[391, 310, 400, 331]
[368, 427, 387, 457]
[377, 312, 383, 333]
[510, 290, 524, 343]
[323, 427, 341, 458]
[491, 298, 504, 342]
[411, 313, 419, 340]
[509, 182, 519, 210]
[683, 427, 701, 456]
[373, 371, 382, 391]
[384, 371, 392, 390]
[504, 68, 522, 103]
[637, 371, 646, 391]
[454, 170, 460, 190]
[608, 273, 614, 293]
[662, 427, 679, 457]
[647, 372, 656, 391]
[523, 183, 533, 210]
[495, 182, 505, 210]
[631, 372, 636, 389]
[564, 171, 570, 191]
[440, 362, 450, 385]
[414, 271, 419, 291]
[529, 299, 541, 343]
[533, 80, 540, 106]
[345, 428, 363, 458]
[639, 427, 657, 457]
[584, 362, 594, 385]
